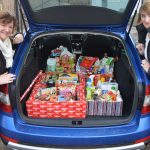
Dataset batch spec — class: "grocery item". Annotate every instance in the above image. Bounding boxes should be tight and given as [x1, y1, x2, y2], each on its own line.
[46, 58, 56, 72]
[25, 51, 123, 118]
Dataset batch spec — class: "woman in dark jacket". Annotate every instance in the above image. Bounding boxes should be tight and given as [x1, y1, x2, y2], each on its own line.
[136, 2, 150, 76]
[136, 23, 147, 60]
[136, 23, 147, 46]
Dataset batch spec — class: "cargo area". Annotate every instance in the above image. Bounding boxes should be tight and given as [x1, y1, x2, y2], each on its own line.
[18, 32, 136, 126]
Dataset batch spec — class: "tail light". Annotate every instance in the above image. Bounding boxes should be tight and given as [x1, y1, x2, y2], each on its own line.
[0, 134, 18, 143]
[141, 85, 150, 114]
[0, 84, 12, 113]
[135, 135, 150, 144]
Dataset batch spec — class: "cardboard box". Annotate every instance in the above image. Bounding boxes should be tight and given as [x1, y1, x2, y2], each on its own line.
[26, 72, 86, 118]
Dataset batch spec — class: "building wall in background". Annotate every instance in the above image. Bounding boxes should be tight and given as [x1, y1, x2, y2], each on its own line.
[0, 0, 15, 13]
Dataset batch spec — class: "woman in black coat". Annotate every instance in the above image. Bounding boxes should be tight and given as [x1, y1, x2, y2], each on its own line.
[136, 23, 147, 49]
[136, 2, 150, 76]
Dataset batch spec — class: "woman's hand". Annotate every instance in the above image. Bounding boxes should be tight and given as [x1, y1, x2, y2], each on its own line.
[13, 33, 24, 44]
[141, 59, 150, 73]
[136, 42, 145, 55]
[0, 72, 16, 85]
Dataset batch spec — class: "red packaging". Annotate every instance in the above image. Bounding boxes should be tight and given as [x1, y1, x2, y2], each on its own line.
[26, 72, 87, 119]
[80, 56, 98, 69]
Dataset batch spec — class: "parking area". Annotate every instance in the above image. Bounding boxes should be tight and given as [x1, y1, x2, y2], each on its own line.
[0, 140, 10, 150]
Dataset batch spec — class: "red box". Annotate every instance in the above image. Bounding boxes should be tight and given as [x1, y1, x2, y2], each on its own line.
[26, 99, 86, 118]
[26, 72, 87, 119]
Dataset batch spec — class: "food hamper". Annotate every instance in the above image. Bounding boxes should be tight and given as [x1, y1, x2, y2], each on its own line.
[25, 46, 123, 118]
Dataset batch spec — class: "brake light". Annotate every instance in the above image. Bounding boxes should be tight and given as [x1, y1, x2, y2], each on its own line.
[0, 84, 12, 113]
[135, 135, 150, 144]
[0, 134, 18, 143]
[141, 85, 150, 114]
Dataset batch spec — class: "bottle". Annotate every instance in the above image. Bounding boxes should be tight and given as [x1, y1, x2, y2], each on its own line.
[47, 79, 55, 87]
[47, 58, 56, 72]
[86, 78, 92, 87]
[89, 75, 95, 86]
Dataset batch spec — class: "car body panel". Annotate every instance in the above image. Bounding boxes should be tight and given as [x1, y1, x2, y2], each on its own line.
[1, 110, 150, 146]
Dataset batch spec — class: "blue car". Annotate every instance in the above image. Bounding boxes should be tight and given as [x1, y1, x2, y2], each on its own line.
[1, 0, 150, 149]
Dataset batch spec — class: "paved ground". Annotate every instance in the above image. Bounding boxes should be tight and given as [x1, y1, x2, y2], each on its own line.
[0, 140, 11, 150]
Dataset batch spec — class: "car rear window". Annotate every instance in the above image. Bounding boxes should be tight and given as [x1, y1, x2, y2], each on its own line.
[20, 0, 138, 26]
[28, 0, 129, 13]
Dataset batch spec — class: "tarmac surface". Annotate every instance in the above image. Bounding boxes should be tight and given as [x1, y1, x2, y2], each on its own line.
[0, 140, 10, 150]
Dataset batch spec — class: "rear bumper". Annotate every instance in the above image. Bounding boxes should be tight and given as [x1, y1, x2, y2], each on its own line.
[7, 141, 145, 150]
[1, 111, 150, 148]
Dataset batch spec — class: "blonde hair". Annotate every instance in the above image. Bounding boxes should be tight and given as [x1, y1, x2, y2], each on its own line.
[0, 11, 17, 33]
[137, 2, 150, 24]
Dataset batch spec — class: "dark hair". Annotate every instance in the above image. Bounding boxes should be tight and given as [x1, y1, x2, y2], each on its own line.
[0, 11, 17, 32]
